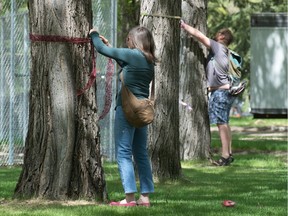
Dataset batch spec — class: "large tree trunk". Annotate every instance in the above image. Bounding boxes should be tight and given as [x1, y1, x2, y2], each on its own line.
[140, 0, 181, 179]
[14, 0, 107, 201]
[179, 0, 211, 160]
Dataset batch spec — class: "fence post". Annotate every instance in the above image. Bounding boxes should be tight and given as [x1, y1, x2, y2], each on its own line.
[108, 0, 117, 161]
[8, 0, 16, 165]
[23, 12, 29, 146]
[0, 17, 4, 142]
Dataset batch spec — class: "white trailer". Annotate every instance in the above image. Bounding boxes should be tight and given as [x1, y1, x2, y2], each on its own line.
[250, 13, 287, 118]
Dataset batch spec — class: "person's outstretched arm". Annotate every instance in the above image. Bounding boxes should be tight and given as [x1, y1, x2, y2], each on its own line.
[89, 29, 132, 67]
[180, 20, 211, 48]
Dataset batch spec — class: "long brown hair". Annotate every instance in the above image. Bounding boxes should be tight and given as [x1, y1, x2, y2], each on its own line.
[127, 26, 157, 63]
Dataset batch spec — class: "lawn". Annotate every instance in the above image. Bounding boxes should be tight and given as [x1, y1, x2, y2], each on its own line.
[229, 116, 288, 127]
[0, 117, 287, 216]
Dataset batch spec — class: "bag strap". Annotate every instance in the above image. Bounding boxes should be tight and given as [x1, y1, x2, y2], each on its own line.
[119, 71, 125, 84]
[120, 71, 155, 100]
[150, 77, 155, 101]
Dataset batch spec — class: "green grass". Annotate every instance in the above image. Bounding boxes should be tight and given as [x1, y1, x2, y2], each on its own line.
[0, 158, 287, 216]
[0, 167, 22, 199]
[0, 117, 287, 215]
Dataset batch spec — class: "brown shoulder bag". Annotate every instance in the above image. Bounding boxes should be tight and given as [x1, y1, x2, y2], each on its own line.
[120, 73, 155, 128]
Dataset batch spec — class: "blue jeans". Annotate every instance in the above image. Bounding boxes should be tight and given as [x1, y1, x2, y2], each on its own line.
[114, 106, 154, 194]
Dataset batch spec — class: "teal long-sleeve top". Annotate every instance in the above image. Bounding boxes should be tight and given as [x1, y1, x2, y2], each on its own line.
[90, 32, 155, 107]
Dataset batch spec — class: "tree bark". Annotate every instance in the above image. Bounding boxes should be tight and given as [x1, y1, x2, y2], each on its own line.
[14, 0, 107, 201]
[179, 0, 211, 160]
[140, 0, 181, 179]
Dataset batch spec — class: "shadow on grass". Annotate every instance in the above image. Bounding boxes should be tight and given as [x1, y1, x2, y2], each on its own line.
[103, 156, 287, 216]
[0, 151, 287, 216]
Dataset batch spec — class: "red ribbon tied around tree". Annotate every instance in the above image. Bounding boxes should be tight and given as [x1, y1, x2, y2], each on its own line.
[29, 33, 114, 119]
[29, 34, 96, 96]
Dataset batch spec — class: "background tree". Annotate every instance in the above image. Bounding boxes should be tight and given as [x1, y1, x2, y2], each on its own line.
[140, 0, 182, 179]
[117, 0, 140, 47]
[101, 0, 287, 165]
[14, 0, 107, 201]
[179, 0, 211, 160]
[179, 0, 287, 159]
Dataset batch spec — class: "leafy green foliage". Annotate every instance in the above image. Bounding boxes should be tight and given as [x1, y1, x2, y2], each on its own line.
[208, 0, 287, 79]
[117, 0, 140, 47]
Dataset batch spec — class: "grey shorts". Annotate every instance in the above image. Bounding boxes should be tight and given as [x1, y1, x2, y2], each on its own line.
[208, 89, 236, 125]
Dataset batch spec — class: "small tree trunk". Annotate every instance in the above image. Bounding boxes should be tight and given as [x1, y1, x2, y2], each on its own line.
[14, 0, 107, 201]
[141, 0, 181, 179]
[179, 0, 211, 160]
[118, 0, 140, 47]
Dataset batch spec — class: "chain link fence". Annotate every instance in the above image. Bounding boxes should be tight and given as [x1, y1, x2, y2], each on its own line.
[94, 0, 117, 162]
[0, 0, 117, 166]
[0, 0, 29, 166]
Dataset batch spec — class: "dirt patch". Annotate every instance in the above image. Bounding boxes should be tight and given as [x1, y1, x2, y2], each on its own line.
[0, 198, 101, 207]
[211, 126, 288, 132]
[211, 126, 288, 141]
